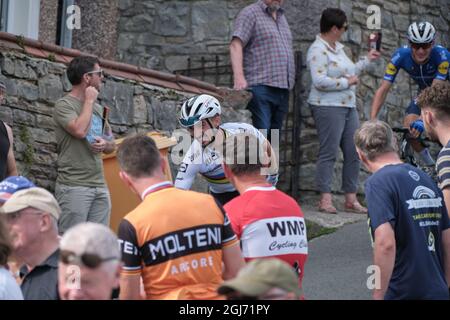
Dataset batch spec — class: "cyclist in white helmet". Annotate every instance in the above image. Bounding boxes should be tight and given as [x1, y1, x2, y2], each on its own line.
[175, 94, 278, 205]
[371, 21, 450, 167]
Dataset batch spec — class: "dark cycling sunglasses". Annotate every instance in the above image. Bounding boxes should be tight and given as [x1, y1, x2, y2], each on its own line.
[410, 42, 432, 50]
[179, 114, 201, 128]
[60, 250, 118, 269]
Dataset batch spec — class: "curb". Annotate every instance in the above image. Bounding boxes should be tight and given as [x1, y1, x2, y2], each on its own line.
[303, 206, 367, 229]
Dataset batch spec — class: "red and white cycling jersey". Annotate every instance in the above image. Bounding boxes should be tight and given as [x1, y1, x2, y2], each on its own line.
[224, 186, 308, 286]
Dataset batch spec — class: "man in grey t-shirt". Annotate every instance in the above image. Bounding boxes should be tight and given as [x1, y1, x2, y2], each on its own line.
[53, 56, 115, 234]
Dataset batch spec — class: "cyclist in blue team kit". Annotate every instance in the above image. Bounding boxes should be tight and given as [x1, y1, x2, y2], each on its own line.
[175, 94, 278, 206]
[371, 21, 450, 167]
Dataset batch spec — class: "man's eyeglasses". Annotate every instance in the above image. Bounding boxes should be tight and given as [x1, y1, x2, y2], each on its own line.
[341, 23, 349, 31]
[5, 210, 42, 223]
[60, 250, 118, 269]
[410, 42, 432, 50]
[85, 69, 104, 77]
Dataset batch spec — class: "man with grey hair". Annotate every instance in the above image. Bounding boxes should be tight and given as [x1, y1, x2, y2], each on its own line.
[354, 120, 450, 300]
[0, 187, 61, 300]
[58, 222, 121, 300]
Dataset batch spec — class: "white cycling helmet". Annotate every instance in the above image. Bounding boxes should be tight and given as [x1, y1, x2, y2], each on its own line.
[407, 21, 436, 44]
[179, 94, 221, 127]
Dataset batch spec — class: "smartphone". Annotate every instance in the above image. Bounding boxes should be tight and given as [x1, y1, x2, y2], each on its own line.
[369, 31, 382, 51]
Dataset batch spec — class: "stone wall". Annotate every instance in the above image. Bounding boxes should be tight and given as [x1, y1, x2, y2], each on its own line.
[2, 1, 449, 201]
[116, 0, 246, 75]
[115, 0, 450, 203]
[0, 50, 251, 191]
[295, 0, 450, 203]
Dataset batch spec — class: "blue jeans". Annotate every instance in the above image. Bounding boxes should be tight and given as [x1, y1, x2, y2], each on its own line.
[406, 97, 421, 115]
[247, 85, 289, 140]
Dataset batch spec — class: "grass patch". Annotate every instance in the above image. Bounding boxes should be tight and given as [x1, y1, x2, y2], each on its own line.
[306, 219, 337, 240]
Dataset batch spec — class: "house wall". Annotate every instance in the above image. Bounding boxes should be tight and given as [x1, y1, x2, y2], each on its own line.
[71, 0, 119, 60]
[38, 0, 59, 44]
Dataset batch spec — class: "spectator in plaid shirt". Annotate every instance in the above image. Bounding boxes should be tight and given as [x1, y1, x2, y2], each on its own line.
[230, 0, 294, 142]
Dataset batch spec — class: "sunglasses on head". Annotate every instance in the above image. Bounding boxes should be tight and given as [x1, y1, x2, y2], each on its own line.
[410, 42, 432, 50]
[60, 250, 118, 269]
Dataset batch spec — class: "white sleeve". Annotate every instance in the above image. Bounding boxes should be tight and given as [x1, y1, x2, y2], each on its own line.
[254, 126, 267, 142]
[249, 124, 279, 176]
[174, 144, 200, 190]
[307, 45, 349, 91]
[355, 56, 370, 75]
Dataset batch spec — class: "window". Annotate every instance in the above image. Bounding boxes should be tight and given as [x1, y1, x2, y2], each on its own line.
[0, 0, 8, 31]
[5, 0, 40, 39]
[56, 0, 74, 48]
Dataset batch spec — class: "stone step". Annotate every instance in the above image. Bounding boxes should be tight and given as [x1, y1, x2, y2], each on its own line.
[303, 205, 367, 229]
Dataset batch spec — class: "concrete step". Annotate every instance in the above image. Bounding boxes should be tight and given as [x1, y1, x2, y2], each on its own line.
[303, 205, 367, 229]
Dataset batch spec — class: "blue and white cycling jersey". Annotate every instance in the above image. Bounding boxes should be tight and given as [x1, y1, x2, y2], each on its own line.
[383, 45, 450, 89]
[175, 122, 276, 194]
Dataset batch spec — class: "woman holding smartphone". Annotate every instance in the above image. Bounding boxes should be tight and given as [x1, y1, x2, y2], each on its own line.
[307, 8, 380, 214]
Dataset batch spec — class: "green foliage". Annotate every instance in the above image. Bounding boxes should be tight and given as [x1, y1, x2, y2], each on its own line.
[162, 89, 182, 102]
[47, 53, 56, 62]
[15, 35, 25, 50]
[305, 219, 337, 240]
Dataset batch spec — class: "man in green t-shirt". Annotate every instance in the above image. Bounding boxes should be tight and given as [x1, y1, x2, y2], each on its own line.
[53, 56, 115, 234]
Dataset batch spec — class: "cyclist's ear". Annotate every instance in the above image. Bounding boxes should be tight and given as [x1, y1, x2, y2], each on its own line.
[222, 163, 232, 180]
[119, 171, 138, 196]
[422, 110, 433, 126]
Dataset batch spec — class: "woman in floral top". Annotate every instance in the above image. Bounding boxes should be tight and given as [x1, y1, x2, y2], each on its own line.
[307, 8, 380, 214]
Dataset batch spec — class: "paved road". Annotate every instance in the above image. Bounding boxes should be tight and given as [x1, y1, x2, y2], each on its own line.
[302, 221, 373, 300]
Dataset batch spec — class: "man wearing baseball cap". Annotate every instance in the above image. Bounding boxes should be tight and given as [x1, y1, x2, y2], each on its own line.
[218, 258, 302, 300]
[1, 187, 61, 299]
[0, 80, 17, 181]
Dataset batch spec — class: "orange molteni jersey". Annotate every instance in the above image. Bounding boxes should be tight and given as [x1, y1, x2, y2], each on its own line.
[117, 182, 238, 300]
